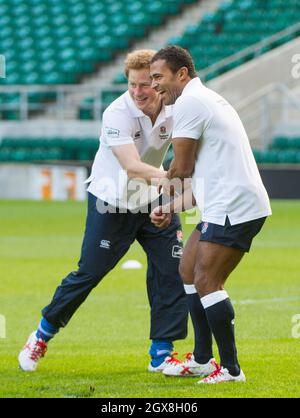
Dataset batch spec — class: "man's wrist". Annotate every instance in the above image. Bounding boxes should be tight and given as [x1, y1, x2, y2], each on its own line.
[161, 204, 173, 214]
[152, 171, 167, 186]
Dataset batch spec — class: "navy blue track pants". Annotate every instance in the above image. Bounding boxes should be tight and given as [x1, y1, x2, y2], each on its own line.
[42, 192, 188, 341]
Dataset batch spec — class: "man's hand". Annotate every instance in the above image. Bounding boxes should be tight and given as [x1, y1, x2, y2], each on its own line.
[150, 206, 172, 229]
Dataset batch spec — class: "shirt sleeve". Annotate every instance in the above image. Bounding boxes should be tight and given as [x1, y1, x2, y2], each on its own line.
[172, 96, 212, 140]
[101, 109, 135, 147]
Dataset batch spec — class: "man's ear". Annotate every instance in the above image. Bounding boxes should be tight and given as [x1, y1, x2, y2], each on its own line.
[178, 67, 189, 81]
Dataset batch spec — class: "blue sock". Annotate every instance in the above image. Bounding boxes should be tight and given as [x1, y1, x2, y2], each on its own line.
[36, 317, 59, 343]
[149, 340, 173, 367]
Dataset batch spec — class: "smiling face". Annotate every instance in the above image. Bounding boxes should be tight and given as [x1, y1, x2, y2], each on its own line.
[128, 68, 160, 113]
[150, 59, 187, 105]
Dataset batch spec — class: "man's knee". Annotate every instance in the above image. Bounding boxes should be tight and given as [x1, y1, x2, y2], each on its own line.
[194, 270, 224, 297]
[179, 260, 194, 285]
[194, 271, 210, 296]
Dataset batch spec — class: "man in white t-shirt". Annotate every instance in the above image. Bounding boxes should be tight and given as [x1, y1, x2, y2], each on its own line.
[18, 50, 188, 373]
[150, 46, 272, 384]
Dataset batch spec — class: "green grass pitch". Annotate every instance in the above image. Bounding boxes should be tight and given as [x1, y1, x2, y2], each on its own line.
[0, 199, 299, 398]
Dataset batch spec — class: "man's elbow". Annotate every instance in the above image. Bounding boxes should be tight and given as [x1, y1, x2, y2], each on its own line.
[125, 165, 135, 179]
[127, 169, 137, 180]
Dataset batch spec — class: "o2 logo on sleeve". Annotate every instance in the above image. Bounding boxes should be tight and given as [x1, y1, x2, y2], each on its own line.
[105, 127, 120, 138]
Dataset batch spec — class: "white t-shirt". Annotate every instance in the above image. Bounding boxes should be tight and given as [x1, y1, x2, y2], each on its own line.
[87, 91, 173, 210]
[172, 77, 272, 226]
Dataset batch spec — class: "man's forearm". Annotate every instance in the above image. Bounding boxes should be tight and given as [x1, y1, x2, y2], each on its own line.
[112, 144, 167, 185]
[127, 161, 167, 185]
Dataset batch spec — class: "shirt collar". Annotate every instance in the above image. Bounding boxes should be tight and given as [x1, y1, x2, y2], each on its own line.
[181, 77, 204, 96]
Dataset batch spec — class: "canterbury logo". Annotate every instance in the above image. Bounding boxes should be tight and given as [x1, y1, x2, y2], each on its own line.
[100, 240, 111, 249]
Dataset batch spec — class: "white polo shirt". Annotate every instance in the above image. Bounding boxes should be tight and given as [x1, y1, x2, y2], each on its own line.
[173, 77, 272, 225]
[87, 91, 173, 210]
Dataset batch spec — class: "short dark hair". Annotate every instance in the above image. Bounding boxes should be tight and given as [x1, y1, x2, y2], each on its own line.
[151, 45, 197, 78]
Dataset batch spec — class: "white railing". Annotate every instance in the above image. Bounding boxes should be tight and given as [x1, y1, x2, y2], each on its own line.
[0, 84, 127, 121]
[236, 83, 300, 148]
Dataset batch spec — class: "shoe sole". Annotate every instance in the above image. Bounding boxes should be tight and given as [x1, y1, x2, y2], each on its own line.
[197, 378, 246, 384]
[163, 371, 211, 377]
[148, 367, 165, 373]
[19, 365, 36, 372]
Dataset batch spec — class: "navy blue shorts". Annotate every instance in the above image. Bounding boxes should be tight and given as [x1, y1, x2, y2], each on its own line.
[196, 216, 267, 252]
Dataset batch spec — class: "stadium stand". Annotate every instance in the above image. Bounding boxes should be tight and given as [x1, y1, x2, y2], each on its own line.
[176, 0, 299, 75]
[0, 0, 198, 120]
[0, 0, 300, 169]
[77, 0, 300, 119]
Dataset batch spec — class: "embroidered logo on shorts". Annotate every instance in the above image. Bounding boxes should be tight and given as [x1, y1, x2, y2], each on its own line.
[201, 222, 209, 234]
[100, 240, 111, 250]
[172, 245, 183, 258]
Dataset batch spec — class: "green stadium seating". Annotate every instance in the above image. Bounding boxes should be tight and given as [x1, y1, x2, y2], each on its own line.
[252, 136, 300, 165]
[1, 0, 299, 121]
[0, 137, 100, 162]
[0, 0, 198, 119]
[110, 0, 300, 110]
[163, 135, 300, 168]
[1, 134, 300, 166]
[177, 0, 300, 76]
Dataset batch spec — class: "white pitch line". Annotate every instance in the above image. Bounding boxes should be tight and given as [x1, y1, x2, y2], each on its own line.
[232, 296, 300, 305]
[137, 296, 300, 310]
